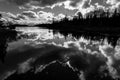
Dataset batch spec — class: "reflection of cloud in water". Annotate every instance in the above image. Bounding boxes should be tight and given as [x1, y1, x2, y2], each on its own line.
[16, 27, 54, 41]
[2, 27, 120, 80]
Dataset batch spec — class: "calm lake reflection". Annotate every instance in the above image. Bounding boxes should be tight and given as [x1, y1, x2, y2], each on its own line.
[0, 27, 75, 80]
[1, 27, 120, 80]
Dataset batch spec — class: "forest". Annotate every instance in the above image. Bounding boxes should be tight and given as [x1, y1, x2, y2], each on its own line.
[36, 8, 120, 34]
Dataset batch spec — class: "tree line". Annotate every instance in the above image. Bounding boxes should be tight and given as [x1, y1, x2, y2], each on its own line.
[36, 8, 120, 33]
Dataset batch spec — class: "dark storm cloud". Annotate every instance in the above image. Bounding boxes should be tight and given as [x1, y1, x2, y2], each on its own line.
[3, 0, 120, 19]
[5, 0, 83, 8]
[6, 0, 67, 6]
[34, 0, 66, 6]
[6, 0, 30, 5]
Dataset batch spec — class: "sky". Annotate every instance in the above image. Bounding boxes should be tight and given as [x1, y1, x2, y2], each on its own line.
[0, 0, 120, 24]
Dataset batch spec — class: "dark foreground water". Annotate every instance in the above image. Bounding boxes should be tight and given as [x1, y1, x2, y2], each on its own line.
[0, 27, 120, 80]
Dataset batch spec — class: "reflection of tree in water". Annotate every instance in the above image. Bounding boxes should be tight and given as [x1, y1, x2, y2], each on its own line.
[0, 14, 18, 63]
[0, 29, 17, 63]
[36, 9, 120, 47]
[3, 51, 115, 80]
[0, 14, 4, 27]
[5, 61, 79, 80]
[54, 30, 120, 47]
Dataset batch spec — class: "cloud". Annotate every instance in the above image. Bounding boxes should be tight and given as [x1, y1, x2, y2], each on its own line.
[21, 11, 39, 18]
[82, 0, 91, 9]
[34, 0, 66, 7]
[5, 0, 120, 16]
[0, 10, 65, 24]
[54, 13, 65, 21]
[17, 14, 27, 20]
[0, 11, 39, 24]
[6, 0, 30, 6]
[2, 0, 120, 17]
[18, 11, 68, 24]
[2, 0, 120, 24]
[17, 11, 40, 22]
[19, 4, 42, 10]
[5, 0, 84, 10]
[106, 0, 118, 5]
[15, 11, 40, 24]
[0, 11, 19, 22]
[37, 11, 54, 22]
[6, 0, 67, 9]
[106, 0, 120, 9]
[8, 11, 55, 24]
[63, 0, 77, 10]
[70, 0, 82, 7]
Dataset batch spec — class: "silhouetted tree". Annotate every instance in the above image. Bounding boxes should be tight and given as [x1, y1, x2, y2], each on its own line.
[35, 8, 120, 46]
[0, 14, 3, 26]
[0, 29, 17, 63]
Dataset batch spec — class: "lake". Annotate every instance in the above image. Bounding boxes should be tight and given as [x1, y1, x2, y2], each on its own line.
[0, 27, 120, 80]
